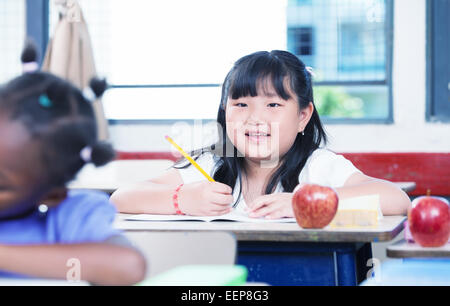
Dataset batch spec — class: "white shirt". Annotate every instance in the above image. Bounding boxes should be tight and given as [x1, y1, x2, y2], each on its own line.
[176, 148, 361, 212]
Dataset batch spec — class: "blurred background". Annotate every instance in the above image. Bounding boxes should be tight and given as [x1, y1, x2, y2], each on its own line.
[1, 0, 447, 152]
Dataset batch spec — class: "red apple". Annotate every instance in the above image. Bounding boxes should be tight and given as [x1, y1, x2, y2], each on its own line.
[408, 196, 450, 247]
[292, 184, 339, 229]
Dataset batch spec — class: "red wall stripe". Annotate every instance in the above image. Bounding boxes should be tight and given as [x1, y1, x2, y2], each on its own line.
[116, 151, 450, 196]
[341, 153, 450, 196]
[116, 151, 180, 162]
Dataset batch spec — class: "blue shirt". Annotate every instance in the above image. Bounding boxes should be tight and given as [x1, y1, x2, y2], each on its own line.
[0, 190, 121, 278]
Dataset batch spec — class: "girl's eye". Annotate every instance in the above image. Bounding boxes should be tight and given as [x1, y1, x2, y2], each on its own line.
[268, 103, 281, 107]
[235, 103, 247, 107]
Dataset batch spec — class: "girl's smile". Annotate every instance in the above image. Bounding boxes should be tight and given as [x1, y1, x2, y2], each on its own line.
[245, 128, 271, 144]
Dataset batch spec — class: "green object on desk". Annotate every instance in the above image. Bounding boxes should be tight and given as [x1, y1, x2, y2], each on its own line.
[138, 265, 248, 286]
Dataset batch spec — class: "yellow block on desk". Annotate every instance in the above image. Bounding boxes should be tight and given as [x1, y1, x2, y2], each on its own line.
[138, 265, 248, 286]
[330, 209, 379, 228]
[329, 194, 381, 228]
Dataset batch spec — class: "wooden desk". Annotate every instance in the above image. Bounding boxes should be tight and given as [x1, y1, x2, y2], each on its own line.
[68, 160, 174, 194]
[361, 259, 450, 286]
[387, 239, 450, 258]
[115, 215, 406, 286]
[365, 237, 450, 286]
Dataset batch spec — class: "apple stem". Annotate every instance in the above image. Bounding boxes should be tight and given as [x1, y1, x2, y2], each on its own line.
[426, 189, 431, 196]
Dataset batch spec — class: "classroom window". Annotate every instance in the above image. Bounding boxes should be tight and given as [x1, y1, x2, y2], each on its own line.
[339, 22, 385, 77]
[288, 27, 314, 57]
[43, 0, 392, 122]
[287, 0, 392, 122]
[0, 0, 26, 84]
[427, 0, 450, 122]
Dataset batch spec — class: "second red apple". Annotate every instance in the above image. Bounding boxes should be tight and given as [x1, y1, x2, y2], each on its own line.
[409, 196, 450, 247]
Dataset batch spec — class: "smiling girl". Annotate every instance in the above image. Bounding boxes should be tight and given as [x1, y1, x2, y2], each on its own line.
[111, 50, 410, 219]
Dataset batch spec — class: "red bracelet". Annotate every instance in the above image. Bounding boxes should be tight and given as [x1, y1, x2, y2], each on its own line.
[173, 183, 185, 215]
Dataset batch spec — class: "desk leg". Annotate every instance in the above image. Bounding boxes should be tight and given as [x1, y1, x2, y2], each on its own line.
[335, 251, 357, 286]
[335, 243, 372, 286]
[356, 242, 373, 283]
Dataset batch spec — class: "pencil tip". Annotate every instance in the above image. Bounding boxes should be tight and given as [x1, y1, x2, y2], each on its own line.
[164, 135, 169, 139]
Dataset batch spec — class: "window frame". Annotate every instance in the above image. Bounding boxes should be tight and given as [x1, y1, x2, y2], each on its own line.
[25, 0, 49, 65]
[426, 0, 450, 122]
[27, 0, 394, 125]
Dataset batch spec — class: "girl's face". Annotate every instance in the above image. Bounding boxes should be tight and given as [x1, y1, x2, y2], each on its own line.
[225, 78, 313, 166]
[0, 115, 45, 219]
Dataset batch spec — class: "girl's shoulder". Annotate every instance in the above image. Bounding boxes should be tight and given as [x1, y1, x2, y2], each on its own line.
[0, 190, 118, 245]
[54, 190, 112, 214]
[301, 148, 361, 188]
[307, 147, 356, 169]
[307, 147, 339, 163]
[47, 190, 119, 243]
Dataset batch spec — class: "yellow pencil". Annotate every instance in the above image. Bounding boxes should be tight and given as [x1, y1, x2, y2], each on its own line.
[165, 135, 215, 182]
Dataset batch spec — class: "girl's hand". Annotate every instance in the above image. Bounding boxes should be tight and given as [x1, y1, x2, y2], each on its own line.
[247, 193, 295, 219]
[178, 181, 234, 216]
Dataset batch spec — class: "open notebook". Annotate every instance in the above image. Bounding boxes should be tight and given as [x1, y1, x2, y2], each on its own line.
[125, 209, 296, 223]
[125, 194, 383, 225]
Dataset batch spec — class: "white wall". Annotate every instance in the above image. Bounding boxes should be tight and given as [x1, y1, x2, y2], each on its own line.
[108, 0, 450, 154]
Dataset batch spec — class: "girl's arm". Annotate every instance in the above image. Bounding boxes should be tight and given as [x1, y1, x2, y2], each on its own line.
[0, 242, 146, 285]
[111, 169, 184, 214]
[336, 172, 412, 215]
[110, 168, 233, 216]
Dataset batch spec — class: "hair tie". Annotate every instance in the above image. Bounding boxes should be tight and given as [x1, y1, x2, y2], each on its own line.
[82, 87, 97, 102]
[80, 146, 92, 163]
[306, 66, 316, 78]
[38, 94, 53, 108]
[22, 62, 39, 73]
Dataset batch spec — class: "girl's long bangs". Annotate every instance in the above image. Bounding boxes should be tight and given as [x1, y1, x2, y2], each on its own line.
[228, 55, 292, 102]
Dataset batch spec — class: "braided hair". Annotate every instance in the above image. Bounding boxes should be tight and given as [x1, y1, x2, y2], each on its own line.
[0, 41, 115, 188]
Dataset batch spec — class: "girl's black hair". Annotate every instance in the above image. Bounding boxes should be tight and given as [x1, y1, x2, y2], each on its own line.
[0, 41, 115, 188]
[175, 50, 327, 206]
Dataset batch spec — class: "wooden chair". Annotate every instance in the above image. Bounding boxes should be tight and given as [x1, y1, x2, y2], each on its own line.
[125, 231, 237, 278]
